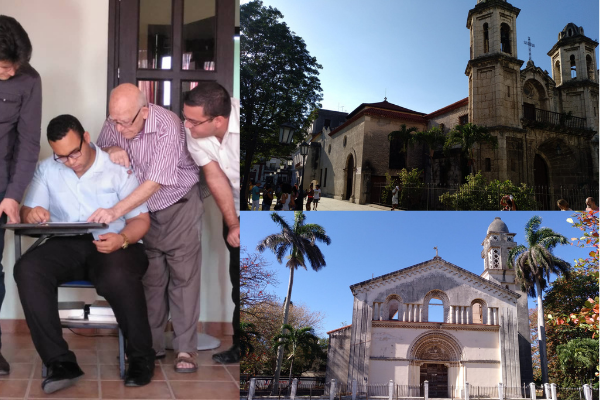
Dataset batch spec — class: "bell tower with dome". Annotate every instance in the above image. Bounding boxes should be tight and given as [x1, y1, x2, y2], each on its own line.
[481, 217, 533, 383]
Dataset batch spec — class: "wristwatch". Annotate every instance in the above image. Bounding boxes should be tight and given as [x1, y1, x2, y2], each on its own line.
[120, 233, 129, 249]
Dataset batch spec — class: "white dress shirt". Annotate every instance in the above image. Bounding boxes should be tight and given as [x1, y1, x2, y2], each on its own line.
[186, 98, 240, 216]
[23, 143, 148, 240]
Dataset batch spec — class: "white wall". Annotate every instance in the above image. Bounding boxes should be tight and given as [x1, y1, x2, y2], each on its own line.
[0, 0, 233, 325]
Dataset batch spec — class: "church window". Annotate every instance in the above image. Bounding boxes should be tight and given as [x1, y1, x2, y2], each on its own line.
[500, 23, 511, 54]
[428, 298, 444, 322]
[388, 299, 400, 320]
[586, 55, 594, 82]
[389, 137, 406, 169]
[485, 158, 491, 172]
[328, 144, 331, 154]
[324, 168, 328, 187]
[507, 86, 510, 97]
[507, 236, 513, 242]
[343, 136, 347, 147]
[483, 23, 489, 53]
[472, 303, 483, 324]
[570, 55, 577, 79]
[554, 60, 561, 85]
[492, 235, 499, 241]
[459, 115, 468, 125]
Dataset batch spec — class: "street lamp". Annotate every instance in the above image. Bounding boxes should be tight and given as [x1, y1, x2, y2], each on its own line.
[295, 141, 311, 210]
[279, 122, 295, 145]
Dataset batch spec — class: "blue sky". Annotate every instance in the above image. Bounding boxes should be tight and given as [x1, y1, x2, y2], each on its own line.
[242, 0, 600, 114]
[241, 211, 593, 337]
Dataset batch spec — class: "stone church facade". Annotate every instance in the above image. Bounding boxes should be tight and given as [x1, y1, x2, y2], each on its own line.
[303, 0, 598, 205]
[325, 217, 533, 391]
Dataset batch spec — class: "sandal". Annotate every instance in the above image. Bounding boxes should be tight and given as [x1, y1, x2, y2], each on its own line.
[174, 353, 198, 373]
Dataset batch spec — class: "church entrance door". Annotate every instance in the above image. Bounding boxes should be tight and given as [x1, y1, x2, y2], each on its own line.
[419, 363, 448, 398]
[345, 155, 354, 200]
[533, 154, 550, 209]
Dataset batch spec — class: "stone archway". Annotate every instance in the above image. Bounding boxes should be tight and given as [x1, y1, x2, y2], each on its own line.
[345, 154, 354, 201]
[422, 289, 450, 323]
[408, 331, 462, 398]
[535, 138, 576, 188]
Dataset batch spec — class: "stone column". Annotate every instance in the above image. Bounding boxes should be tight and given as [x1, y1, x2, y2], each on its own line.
[407, 305, 412, 322]
[291, 378, 298, 400]
[494, 308, 498, 325]
[466, 306, 471, 324]
[330, 379, 337, 400]
[419, 305, 423, 322]
[249, 378, 256, 400]
[449, 306, 454, 323]
[487, 307, 492, 325]
[414, 305, 418, 322]
[424, 381, 429, 400]
[530, 382, 536, 400]
[460, 307, 464, 324]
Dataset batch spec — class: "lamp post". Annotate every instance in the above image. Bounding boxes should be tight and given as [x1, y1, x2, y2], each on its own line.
[295, 141, 310, 210]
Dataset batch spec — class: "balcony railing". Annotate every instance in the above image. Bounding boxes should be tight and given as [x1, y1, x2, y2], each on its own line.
[523, 105, 586, 129]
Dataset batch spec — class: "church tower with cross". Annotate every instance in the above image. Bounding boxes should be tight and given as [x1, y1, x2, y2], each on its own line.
[465, 0, 524, 129]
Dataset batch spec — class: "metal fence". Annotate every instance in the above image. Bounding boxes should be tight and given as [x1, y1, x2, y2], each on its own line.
[395, 384, 422, 398]
[370, 182, 598, 211]
[522, 105, 587, 130]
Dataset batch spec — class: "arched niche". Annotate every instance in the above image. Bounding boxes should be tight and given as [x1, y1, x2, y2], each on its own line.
[421, 289, 450, 323]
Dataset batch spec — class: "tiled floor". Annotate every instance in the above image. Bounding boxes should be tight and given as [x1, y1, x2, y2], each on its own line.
[0, 332, 239, 399]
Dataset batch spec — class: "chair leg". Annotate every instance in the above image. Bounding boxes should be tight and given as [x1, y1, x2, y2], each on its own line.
[118, 329, 125, 378]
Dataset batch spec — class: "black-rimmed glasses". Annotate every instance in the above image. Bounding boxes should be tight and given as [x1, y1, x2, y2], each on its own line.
[107, 106, 143, 128]
[54, 137, 84, 163]
[181, 111, 214, 127]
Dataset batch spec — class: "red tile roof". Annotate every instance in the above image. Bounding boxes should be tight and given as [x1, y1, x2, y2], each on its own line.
[329, 108, 428, 136]
[347, 100, 426, 119]
[327, 324, 352, 335]
[424, 98, 469, 119]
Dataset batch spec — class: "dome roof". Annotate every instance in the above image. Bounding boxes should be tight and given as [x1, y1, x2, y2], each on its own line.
[487, 217, 509, 234]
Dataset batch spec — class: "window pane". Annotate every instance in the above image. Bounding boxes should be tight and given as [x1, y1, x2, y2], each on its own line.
[182, 0, 216, 70]
[138, 0, 173, 70]
[138, 80, 172, 110]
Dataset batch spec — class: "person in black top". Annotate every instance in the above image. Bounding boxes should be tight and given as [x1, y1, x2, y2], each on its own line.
[0, 15, 42, 375]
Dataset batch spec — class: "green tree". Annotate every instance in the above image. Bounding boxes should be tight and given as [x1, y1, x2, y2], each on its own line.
[240, 322, 260, 359]
[241, 0, 323, 210]
[444, 123, 498, 177]
[508, 215, 571, 384]
[556, 338, 599, 386]
[272, 324, 322, 382]
[257, 211, 331, 390]
[411, 127, 446, 184]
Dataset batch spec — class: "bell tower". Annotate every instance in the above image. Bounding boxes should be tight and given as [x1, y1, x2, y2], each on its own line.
[465, 0, 524, 128]
[481, 217, 533, 383]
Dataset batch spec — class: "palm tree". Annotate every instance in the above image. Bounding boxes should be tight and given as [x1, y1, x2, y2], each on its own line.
[508, 215, 571, 384]
[388, 124, 419, 169]
[411, 127, 446, 184]
[257, 211, 331, 392]
[272, 324, 321, 382]
[444, 123, 498, 176]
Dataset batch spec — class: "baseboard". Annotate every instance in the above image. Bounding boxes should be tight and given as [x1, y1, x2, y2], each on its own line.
[0, 319, 233, 337]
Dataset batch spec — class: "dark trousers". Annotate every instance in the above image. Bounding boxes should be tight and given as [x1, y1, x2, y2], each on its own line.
[223, 220, 240, 346]
[13, 235, 154, 365]
[0, 205, 5, 349]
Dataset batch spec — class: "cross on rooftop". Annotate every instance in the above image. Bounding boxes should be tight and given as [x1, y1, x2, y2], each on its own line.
[523, 36, 535, 61]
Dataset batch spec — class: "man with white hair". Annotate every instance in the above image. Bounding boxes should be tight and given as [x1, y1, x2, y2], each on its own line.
[92, 83, 202, 373]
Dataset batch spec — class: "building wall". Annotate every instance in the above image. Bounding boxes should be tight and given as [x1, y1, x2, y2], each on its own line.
[326, 328, 351, 384]
[329, 120, 366, 202]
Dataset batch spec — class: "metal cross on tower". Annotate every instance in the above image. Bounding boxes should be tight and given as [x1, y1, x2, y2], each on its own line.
[523, 36, 535, 61]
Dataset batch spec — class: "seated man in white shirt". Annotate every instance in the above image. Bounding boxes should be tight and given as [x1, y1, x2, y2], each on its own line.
[13, 115, 155, 394]
[183, 82, 240, 363]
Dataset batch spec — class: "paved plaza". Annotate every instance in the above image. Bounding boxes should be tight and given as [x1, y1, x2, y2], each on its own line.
[247, 196, 389, 211]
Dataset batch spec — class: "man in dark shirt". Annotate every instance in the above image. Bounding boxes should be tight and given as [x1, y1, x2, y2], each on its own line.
[0, 15, 42, 374]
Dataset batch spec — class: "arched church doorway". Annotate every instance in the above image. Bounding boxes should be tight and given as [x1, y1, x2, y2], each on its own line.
[345, 154, 354, 200]
[420, 363, 448, 398]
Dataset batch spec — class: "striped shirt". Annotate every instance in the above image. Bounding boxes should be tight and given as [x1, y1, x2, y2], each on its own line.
[97, 103, 200, 212]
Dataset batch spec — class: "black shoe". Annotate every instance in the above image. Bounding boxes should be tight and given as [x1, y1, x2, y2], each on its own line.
[212, 345, 240, 364]
[124, 357, 155, 387]
[42, 361, 84, 394]
[0, 352, 9, 375]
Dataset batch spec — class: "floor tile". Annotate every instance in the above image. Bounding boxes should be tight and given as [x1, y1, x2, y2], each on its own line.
[101, 380, 172, 399]
[79, 364, 99, 380]
[226, 366, 239, 382]
[29, 379, 99, 398]
[64, 335, 98, 350]
[163, 365, 231, 381]
[2, 348, 36, 364]
[170, 381, 238, 399]
[99, 350, 119, 365]
[0, 363, 33, 380]
[100, 364, 165, 381]
[0, 380, 28, 398]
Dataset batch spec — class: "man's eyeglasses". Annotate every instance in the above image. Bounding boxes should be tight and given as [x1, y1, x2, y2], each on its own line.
[107, 106, 143, 128]
[182, 111, 214, 127]
[54, 137, 84, 163]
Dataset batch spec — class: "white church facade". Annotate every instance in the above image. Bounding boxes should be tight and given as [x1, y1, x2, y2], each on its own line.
[326, 217, 533, 395]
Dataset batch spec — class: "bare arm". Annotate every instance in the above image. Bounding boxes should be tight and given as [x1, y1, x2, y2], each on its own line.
[93, 212, 151, 254]
[20, 205, 50, 224]
[203, 161, 239, 247]
[88, 180, 161, 224]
